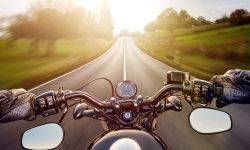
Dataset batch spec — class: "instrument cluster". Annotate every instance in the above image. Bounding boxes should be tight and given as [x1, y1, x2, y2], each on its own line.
[116, 81, 137, 98]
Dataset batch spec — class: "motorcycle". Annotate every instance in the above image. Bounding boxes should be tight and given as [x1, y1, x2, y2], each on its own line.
[21, 71, 232, 150]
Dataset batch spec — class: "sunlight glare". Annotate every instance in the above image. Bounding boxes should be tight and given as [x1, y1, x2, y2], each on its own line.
[76, 0, 100, 12]
[76, 0, 157, 33]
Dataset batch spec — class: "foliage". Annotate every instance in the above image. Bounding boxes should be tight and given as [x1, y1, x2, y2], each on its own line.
[0, 38, 113, 89]
[135, 24, 250, 80]
[95, 1, 113, 39]
[215, 15, 229, 24]
[229, 9, 250, 25]
[4, 0, 114, 55]
[144, 8, 250, 33]
[144, 8, 212, 32]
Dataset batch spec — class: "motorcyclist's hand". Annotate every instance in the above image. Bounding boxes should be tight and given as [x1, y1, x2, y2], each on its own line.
[0, 89, 36, 123]
[210, 69, 250, 107]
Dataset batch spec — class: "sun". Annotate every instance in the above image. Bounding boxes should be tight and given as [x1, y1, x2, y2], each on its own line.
[76, 0, 157, 33]
[75, 0, 101, 11]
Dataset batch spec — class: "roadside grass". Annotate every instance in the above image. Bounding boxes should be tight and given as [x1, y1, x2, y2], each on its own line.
[134, 24, 250, 80]
[174, 24, 250, 46]
[149, 22, 230, 39]
[0, 38, 113, 89]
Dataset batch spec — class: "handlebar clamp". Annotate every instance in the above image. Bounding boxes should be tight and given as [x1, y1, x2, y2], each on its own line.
[55, 89, 68, 112]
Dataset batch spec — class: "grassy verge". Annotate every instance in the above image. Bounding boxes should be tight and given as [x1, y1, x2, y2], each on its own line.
[0, 38, 113, 89]
[134, 24, 250, 80]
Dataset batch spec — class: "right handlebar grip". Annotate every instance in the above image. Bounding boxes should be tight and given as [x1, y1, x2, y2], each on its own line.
[183, 79, 222, 105]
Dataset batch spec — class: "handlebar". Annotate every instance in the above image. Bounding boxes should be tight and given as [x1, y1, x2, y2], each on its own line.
[65, 91, 112, 109]
[142, 84, 183, 106]
[33, 79, 223, 117]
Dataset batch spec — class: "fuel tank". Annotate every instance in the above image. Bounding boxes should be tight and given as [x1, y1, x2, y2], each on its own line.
[88, 129, 168, 150]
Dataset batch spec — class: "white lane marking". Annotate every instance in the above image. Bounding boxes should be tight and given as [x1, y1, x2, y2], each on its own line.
[123, 38, 127, 81]
[29, 39, 120, 92]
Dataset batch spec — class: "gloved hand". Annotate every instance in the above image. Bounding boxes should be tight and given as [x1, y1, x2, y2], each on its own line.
[210, 69, 250, 108]
[0, 89, 36, 123]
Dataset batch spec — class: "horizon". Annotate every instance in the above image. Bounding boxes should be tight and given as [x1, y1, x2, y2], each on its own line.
[1, 0, 250, 33]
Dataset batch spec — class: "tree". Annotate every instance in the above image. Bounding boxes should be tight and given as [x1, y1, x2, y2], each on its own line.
[95, 2, 113, 39]
[63, 7, 88, 38]
[229, 9, 250, 25]
[0, 17, 7, 34]
[178, 10, 194, 28]
[144, 8, 214, 33]
[215, 15, 229, 24]
[7, 0, 90, 55]
[7, 14, 38, 49]
[144, 21, 157, 32]
[196, 16, 212, 25]
[156, 8, 179, 32]
[6, 0, 112, 55]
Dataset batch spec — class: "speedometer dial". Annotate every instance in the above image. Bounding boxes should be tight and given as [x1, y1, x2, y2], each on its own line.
[116, 81, 137, 98]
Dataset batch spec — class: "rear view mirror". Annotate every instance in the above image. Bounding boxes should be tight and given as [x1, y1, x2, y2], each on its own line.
[22, 123, 64, 150]
[189, 108, 232, 134]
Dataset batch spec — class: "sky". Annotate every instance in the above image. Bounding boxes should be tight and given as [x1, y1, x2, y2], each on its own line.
[1, 0, 250, 33]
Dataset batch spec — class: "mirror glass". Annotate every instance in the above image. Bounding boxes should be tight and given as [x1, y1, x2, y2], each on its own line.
[189, 108, 232, 134]
[22, 123, 63, 149]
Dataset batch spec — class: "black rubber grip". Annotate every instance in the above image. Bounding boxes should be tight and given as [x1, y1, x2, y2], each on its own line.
[213, 85, 224, 97]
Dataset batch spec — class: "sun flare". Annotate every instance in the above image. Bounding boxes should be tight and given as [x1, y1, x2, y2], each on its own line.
[76, 0, 100, 11]
[76, 0, 157, 33]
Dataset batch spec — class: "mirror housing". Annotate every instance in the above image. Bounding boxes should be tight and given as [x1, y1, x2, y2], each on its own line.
[189, 108, 232, 134]
[22, 123, 64, 150]
[167, 96, 182, 111]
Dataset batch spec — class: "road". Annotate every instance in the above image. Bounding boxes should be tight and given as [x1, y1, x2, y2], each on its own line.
[0, 36, 250, 150]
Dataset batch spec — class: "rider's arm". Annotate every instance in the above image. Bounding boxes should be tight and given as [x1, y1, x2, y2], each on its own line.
[0, 89, 36, 123]
[210, 69, 250, 108]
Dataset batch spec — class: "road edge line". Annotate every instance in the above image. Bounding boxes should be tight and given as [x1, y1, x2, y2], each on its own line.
[29, 39, 118, 92]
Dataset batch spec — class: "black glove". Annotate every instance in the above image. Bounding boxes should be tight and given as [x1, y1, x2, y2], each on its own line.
[0, 89, 36, 123]
[210, 69, 250, 108]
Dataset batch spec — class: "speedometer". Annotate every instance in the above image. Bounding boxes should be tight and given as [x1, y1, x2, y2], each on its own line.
[116, 81, 137, 98]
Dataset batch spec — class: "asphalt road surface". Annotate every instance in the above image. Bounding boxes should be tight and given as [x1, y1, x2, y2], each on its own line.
[0, 37, 250, 150]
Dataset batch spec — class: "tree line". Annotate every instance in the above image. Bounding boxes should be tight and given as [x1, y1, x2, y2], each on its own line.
[3, 0, 113, 55]
[144, 8, 250, 32]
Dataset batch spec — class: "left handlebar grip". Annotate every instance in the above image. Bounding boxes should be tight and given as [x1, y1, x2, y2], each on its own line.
[213, 84, 223, 97]
[33, 91, 60, 117]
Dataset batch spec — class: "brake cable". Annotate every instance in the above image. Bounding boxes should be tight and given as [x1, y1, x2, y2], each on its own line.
[75, 77, 115, 97]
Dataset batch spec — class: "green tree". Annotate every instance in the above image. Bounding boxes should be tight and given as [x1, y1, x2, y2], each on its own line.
[156, 8, 179, 32]
[144, 8, 213, 33]
[229, 9, 250, 25]
[144, 21, 157, 32]
[7, 0, 90, 55]
[215, 15, 229, 24]
[7, 15, 38, 49]
[0, 16, 6, 34]
[196, 16, 212, 25]
[95, 2, 113, 39]
[6, 0, 111, 55]
[63, 7, 88, 38]
[178, 10, 194, 28]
